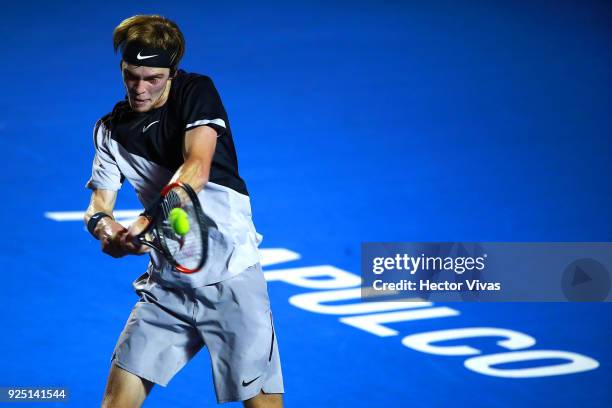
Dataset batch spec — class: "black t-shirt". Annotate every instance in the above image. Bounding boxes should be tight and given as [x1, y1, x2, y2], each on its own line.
[101, 70, 248, 196]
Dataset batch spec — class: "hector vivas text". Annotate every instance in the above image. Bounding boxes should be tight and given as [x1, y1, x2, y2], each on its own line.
[370, 253, 501, 292]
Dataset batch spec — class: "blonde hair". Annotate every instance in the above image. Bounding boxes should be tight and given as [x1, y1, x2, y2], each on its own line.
[113, 15, 185, 70]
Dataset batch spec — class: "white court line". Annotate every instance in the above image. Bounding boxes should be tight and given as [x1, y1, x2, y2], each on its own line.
[44, 210, 142, 221]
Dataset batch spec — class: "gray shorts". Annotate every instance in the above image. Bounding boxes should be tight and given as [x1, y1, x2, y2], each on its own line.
[111, 263, 284, 403]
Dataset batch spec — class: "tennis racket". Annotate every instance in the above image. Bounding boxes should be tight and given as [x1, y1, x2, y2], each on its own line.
[137, 182, 217, 273]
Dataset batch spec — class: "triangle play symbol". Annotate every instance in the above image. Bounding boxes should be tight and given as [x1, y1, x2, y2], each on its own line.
[571, 266, 592, 286]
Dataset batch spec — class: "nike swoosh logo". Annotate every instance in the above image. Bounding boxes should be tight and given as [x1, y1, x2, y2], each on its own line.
[143, 120, 160, 132]
[242, 376, 261, 387]
[137, 51, 159, 60]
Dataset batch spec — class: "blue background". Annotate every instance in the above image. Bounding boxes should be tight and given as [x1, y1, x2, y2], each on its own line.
[1, 0, 610, 406]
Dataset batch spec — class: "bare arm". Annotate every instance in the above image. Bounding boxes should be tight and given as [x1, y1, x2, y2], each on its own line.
[85, 188, 120, 236]
[170, 124, 218, 191]
[124, 125, 218, 247]
[84, 189, 136, 258]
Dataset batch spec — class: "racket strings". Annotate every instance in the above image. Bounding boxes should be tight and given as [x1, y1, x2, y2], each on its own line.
[161, 190, 182, 217]
[160, 187, 205, 270]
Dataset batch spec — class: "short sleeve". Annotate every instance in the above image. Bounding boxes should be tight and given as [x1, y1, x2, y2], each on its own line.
[85, 119, 124, 191]
[180, 76, 228, 137]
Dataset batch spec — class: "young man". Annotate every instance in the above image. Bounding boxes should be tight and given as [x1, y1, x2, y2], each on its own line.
[83, 15, 284, 408]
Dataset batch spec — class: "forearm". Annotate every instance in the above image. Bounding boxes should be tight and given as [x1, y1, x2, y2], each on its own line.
[168, 156, 210, 192]
[84, 189, 123, 240]
[168, 125, 217, 193]
[84, 200, 113, 224]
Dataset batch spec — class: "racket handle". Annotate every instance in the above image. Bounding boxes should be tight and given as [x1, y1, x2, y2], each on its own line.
[137, 235, 163, 253]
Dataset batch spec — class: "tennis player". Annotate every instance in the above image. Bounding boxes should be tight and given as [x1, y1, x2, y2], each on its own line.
[83, 15, 284, 408]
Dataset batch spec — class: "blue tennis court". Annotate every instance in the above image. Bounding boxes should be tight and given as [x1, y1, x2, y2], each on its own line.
[1, 0, 611, 406]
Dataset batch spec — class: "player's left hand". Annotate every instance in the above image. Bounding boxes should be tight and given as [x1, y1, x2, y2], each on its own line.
[122, 215, 152, 255]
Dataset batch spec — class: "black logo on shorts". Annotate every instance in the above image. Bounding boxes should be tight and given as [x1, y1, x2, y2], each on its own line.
[242, 376, 261, 387]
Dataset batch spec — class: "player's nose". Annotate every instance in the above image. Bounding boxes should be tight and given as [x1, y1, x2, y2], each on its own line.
[133, 80, 147, 95]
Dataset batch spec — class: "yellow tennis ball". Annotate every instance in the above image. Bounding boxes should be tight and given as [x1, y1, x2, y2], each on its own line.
[168, 207, 184, 224]
[169, 208, 190, 236]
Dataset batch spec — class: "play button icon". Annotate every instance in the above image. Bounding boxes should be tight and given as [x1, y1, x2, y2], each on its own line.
[562, 258, 610, 301]
[571, 266, 592, 286]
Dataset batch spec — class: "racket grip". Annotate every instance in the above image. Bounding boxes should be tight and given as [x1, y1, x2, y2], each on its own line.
[137, 232, 163, 253]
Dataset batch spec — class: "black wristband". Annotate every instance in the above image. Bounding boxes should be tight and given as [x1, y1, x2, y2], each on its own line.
[87, 212, 112, 237]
